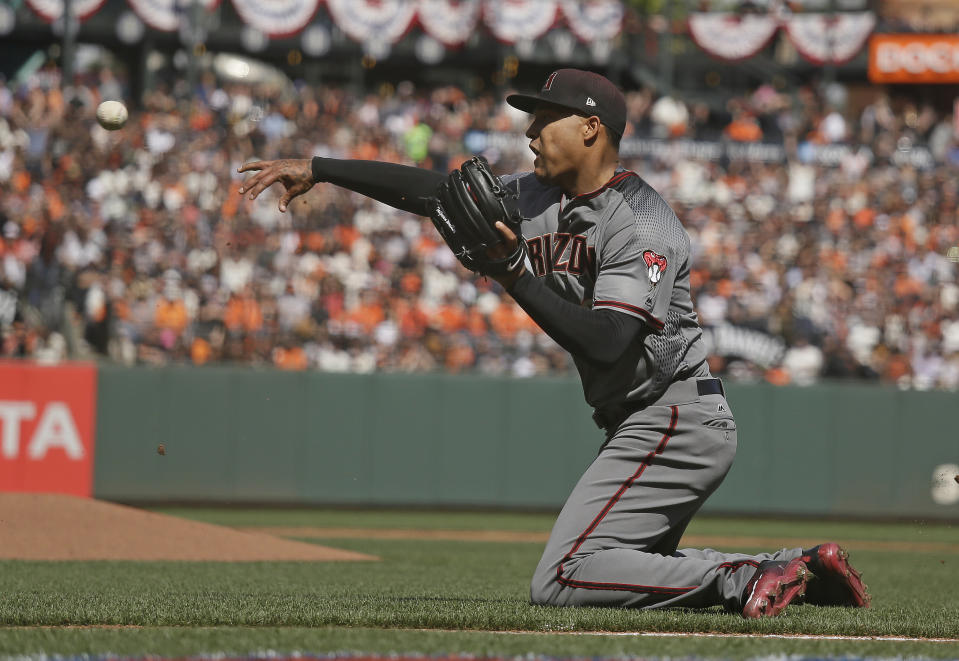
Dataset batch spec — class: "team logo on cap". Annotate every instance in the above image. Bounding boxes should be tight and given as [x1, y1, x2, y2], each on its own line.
[543, 72, 558, 90]
[643, 250, 667, 284]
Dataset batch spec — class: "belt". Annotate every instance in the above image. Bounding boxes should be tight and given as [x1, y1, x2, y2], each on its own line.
[591, 377, 725, 432]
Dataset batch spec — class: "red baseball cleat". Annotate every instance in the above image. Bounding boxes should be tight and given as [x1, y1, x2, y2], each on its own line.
[801, 543, 871, 608]
[742, 558, 810, 619]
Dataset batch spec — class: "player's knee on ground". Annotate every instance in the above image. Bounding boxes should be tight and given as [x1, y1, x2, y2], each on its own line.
[529, 579, 555, 606]
[529, 567, 565, 606]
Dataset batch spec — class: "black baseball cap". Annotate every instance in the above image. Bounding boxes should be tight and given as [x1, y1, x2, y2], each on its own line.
[506, 69, 627, 138]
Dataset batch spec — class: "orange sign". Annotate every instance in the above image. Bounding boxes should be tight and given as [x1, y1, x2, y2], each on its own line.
[869, 34, 959, 83]
[0, 362, 98, 496]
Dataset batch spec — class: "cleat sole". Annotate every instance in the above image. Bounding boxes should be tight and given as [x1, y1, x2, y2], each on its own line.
[804, 543, 871, 608]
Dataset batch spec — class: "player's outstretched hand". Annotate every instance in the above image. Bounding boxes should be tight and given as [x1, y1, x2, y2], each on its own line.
[237, 159, 314, 212]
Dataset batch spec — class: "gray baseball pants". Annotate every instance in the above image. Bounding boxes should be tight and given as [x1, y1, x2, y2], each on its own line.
[530, 378, 803, 611]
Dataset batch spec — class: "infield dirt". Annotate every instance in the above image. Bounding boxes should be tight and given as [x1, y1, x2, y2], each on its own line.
[0, 493, 377, 562]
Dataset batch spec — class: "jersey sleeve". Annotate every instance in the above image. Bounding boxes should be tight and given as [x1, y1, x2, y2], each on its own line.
[311, 157, 446, 216]
[591, 205, 683, 334]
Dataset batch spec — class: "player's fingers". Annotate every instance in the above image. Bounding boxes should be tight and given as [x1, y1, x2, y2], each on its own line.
[242, 170, 281, 200]
[237, 161, 267, 174]
[278, 183, 309, 213]
[237, 171, 264, 195]
[494, 221, 518, 247]
[237, 162, 274, 194]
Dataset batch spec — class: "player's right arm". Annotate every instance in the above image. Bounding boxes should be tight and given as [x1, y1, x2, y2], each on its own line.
[510, 271, 645, 367]
[489, 217, 646, 369]
[238, 157, 445, 215]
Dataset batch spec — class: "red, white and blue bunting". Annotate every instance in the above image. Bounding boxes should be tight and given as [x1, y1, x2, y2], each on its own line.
[689, 11, 876, 63]
[28, 0, 625, 45]
[126, 0, 220, 31]
[484, 0, 558, 45]
[230, 0, 321, 39]
[416, 0, 482, 47]
[782, 12, 876, 64]
[558, 0, 623, 43]
[325, 0, 417, 47]
[687, 13, 780, 62]
[26, 0, 624, 47]
[25, 0, 107, 22]
[22, 0, 877, 64]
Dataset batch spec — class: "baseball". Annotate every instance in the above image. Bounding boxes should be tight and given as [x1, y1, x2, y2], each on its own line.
[96, 100, 128, 130]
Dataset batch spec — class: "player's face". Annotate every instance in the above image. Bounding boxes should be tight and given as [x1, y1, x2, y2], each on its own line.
[525, 105, 588, 187]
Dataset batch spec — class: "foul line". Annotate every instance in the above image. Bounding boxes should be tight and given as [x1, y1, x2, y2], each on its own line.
[0, 624, 959, 644]
[6, 626, 957, 644]
[415, 629, 959, 644]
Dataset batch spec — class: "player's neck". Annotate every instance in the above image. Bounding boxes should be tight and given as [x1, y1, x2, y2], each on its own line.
[565, 160, 619, 198]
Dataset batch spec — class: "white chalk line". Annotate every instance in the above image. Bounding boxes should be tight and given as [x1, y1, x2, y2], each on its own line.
[421, 629, 959, 644]
[5, 625, 958, 644]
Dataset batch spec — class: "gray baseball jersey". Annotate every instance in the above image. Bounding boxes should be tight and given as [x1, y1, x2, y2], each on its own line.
[505, 169, 709, 410]
[503, 168, 804, 611]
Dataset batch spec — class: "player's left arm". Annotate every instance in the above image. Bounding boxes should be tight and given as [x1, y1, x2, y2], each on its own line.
[239, 157, 445, 215]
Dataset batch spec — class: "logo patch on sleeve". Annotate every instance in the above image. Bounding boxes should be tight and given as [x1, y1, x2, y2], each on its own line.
[643, 250, 667, 284]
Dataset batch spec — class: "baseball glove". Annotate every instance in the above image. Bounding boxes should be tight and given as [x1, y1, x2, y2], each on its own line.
[426, 156, 526, 277]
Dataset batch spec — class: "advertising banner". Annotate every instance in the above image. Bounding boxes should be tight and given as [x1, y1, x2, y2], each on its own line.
[0, 362, 98, 496]
[869, 34, 959, 84]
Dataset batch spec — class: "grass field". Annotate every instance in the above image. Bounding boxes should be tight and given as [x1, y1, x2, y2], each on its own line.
[2, 508, 958, 660]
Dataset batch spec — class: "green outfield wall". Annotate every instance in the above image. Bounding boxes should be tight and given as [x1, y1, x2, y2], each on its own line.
[92, 365, 959, 519]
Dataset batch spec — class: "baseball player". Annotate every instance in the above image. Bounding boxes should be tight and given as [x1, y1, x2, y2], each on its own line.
[238, 69, 870, 617]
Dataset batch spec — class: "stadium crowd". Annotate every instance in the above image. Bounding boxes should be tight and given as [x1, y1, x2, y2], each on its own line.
[0, 59, 957, 389]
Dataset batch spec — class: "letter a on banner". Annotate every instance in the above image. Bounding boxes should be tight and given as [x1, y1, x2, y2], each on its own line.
[28, 403, 85, 460]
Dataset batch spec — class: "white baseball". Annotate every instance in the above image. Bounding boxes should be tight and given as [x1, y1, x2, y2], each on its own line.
[96, 100, 128, 130]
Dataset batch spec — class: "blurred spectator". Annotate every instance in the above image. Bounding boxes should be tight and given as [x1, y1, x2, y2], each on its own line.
[649, 95, 689, 138]
[724, 100, 763, 142]
[781, 334, 824, 386]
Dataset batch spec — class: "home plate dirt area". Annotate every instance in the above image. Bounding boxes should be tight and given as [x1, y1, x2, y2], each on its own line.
[0, 493, 377, 562]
